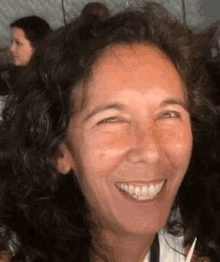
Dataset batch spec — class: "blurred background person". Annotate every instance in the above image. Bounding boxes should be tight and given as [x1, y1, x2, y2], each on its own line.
[9, 15, 52, 67]
[0, 15, 52, 120]
[0, 15, 52, 96]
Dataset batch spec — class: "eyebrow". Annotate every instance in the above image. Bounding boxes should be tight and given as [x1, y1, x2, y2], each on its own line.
[160, 99, 189, 111]
[83, 98, 188, 123]
[83, 103, 126, 123]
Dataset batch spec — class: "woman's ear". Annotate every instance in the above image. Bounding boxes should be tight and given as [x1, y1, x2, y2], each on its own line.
[56, 142, 73, 174]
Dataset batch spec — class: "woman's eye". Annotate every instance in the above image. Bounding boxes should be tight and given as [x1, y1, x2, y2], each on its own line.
[97, 117, 121, 125]
[161, 111, 181, 119]
[11, 40, 19, 46]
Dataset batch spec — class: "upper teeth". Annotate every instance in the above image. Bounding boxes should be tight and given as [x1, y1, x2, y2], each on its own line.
[116, 180, 165, 201]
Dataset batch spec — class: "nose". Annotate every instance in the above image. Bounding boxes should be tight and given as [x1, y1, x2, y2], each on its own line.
[126, 124, 160, 164]
[10, 43, 16, 54]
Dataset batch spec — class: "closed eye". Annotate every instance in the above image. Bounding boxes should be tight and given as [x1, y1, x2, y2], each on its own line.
[97, 117, 123, 125]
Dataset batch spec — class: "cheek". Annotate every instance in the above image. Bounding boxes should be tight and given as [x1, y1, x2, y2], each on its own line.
[29, 47, 34, 56]
[158, 124, 192, 170]
[82, 125, 136, 170]
[17, 48, 23, 58]
[25, 48, 32, 57]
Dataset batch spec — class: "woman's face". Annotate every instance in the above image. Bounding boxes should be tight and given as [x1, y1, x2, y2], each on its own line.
[57, 44, 193, 235]
[10, 27, 34, 66]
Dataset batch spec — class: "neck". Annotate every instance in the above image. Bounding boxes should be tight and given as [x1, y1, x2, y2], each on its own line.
[91, 228, 156, 262]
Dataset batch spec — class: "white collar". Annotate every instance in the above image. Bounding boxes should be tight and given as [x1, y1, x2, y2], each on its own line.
[144, 230, 197, 262]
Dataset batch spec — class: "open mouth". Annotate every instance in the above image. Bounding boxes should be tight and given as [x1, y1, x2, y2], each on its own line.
[116, 180, 165, 201]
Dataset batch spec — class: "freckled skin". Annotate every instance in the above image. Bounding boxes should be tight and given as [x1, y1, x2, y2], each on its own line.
[57, 44, 193, 260]
[10, 27, 34, 66]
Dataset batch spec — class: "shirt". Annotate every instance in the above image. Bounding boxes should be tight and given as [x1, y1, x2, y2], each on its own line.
[144, 230, 185, 262]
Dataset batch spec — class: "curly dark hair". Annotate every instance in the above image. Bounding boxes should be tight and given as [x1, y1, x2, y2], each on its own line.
[1, 2, 220, 261]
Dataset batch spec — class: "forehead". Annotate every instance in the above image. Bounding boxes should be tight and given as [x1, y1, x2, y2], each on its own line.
[87, 43, 185, 98]
[93, 44, 179, 77]
[12, 27, 26, 40]
[74, 43, 187, 114]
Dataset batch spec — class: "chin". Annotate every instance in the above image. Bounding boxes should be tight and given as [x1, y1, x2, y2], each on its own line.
[13, 61, 19, 66]
[127, 216, 166, 235]
[103, 208, 168, 237]
[13, 59, 23, 66]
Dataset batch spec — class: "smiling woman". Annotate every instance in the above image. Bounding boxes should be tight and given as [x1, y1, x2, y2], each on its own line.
[58, 44, 192, 244]
[0, 2, 219, 262]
